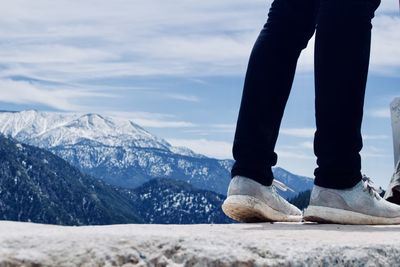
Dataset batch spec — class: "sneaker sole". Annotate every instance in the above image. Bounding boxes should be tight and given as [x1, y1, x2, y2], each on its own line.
[222, 195, 302, 223]
[304, 205, 400, 225]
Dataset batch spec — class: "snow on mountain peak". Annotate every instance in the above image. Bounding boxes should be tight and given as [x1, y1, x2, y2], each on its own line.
[0, 110, 76, 137]
[0, 110, 182, 152]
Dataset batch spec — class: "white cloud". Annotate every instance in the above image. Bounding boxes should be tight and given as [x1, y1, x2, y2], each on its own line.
[376, 1, 400, 14]
[297, 15, 400, 76]
[299, 141, 314, 149]
[105, 111, 196, 129]
[133, 119, 195, 128]
[362, 134, 389, 140]
[275, 149, 315, 160]
[0, 0, 397, 139]
[179, 123, 236, 139]
[274, 142, 315, 160]
[206, 124, 236, 134]
[368, 108, 391, 118]
[0, 0, 265, 81]
[0, 79, 110, 111]
[370, 16, 400, 75]
[0, 0, 397, 85]
[166, 94, 201, 103]
[211, 124, 236, 130]
[0, 44, 115, 64]
[361, 145, 391, 158]
[280, 128, 315, 138]
[182, 129, 212, 136]
[167, 138, 232, 159]
[296, 35, 315, 73]
[181, 124, 236, 136]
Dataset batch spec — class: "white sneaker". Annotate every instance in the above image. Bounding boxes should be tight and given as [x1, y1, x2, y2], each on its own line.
[222, 176, 302, 223]
[304, 176, 400, 224]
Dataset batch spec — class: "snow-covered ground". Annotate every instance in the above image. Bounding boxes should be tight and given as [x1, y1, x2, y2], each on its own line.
[1, 221, 400, 266]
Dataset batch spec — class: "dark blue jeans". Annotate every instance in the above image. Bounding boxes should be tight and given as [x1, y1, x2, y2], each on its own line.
[231, 0, 381, 189]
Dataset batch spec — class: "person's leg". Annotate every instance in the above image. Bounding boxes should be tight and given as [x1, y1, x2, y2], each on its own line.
[231, 0, 318, 186]
[313, 0, 381, 189]
[224, 0, 318, 223]
[304, 0, 400, 225]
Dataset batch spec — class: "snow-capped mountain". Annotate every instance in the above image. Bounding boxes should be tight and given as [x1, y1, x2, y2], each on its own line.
[0, 110, 313, 198]
[0, 110, 181, 152]
[0, 110, 231, 194]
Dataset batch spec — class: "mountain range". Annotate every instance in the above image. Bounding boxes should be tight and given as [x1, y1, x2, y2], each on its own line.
[0, 135, 142, 225]
[0, 110, 232, 195]
[0, 135, 233, 225]
[0, 110, 314, 200]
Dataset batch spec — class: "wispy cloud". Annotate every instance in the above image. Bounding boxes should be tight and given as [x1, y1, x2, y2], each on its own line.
[367, 108, 391, 118]
[167, 138, 232, 159]
[133, 119, 195, 128]
[0, 79, 110, 111]
[211, 124, 236, 130]
[181, 124, 236, 136]
[274, 141, 315, 160]
[275, 149, 315, 160]
[0, 44, 115, 64]
[369, 16, 400, 76]
[280, 128, 315, 138]
[376, 1, 400, 14]
[166, 94, 201, 102]
[361, 145, 391, 158]
[105, 111, 196, 129]
[0, 0, 263, 82]
[299, 141, 314, 149]
[297, 15, 400, 75]
[362, 134, 389, 140]
[0, 0, 397, 93]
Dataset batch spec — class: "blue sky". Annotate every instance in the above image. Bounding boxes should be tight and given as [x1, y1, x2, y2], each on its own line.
[0, 0, 399, 187]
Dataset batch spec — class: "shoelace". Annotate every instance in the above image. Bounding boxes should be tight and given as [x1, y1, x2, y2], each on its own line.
[271, 184, 280, 195]
[361, 175, 383, 200]
[270, 184, 288, 205]
[272, 179, 294, 192]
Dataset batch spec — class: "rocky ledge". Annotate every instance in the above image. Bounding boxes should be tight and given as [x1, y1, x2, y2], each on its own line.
[1, 221, 400, 266]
